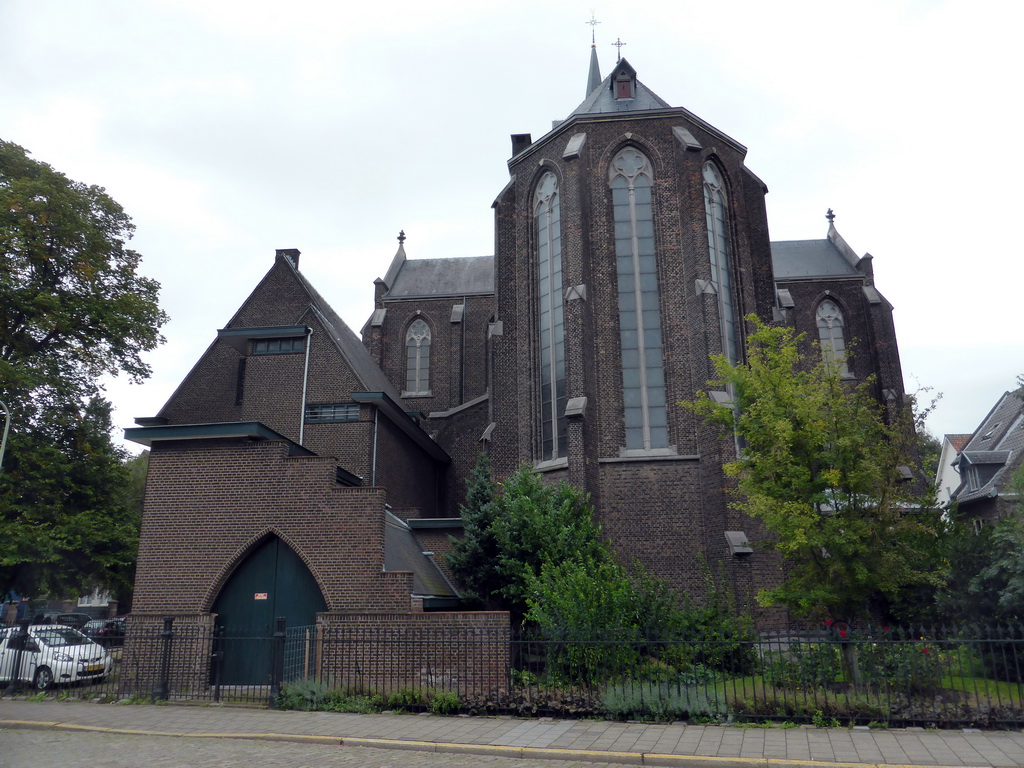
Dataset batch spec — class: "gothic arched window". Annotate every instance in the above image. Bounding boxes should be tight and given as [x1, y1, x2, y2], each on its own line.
[405, 319, 431, 395]
[535, 172, 567, 460]
[610, 147, 668, 452]
[816, 299, 850, 377]
[703, 161, 740, 366]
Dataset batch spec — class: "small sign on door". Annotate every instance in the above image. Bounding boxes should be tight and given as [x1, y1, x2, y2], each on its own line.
[254, 592, 268, 600]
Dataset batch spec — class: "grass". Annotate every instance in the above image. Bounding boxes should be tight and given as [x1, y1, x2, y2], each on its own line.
[942, 675, 1024, 706]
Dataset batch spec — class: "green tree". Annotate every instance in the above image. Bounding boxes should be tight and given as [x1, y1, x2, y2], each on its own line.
[964, 466, 1024, 618]
[446, 454, 502, 608]
[0, 399, 140, 598]
[0, 140, 167, 597]
[686, 317, 943, 622]
[490, 465, 608, 618]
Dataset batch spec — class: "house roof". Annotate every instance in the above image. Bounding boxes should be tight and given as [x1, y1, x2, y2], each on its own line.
[294, 267, 403, 399]
[569, 57, 673, 117]
[963, 391, 1024, 455]
[386, 256, 494, 299]
[384, 512, 459, 599]
[945, 433, 973, 452]
[125, 421, 315, 456]
[771, 238, 860, 280]
[952, 390, 1024, 506]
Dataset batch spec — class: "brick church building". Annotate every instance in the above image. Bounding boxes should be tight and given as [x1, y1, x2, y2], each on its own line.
[125, 50, 908, 680]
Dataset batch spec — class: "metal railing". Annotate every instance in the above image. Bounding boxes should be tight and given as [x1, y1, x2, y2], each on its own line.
[3, 620, 1022, 727]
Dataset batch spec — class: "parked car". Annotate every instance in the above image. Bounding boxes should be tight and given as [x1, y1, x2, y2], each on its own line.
[82, 617, 126, 647]
[31, 612, 92, 630]
[0, 625, 112, 690]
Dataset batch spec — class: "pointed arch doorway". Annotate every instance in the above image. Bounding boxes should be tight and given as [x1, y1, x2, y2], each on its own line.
[211, 535, 327, 685]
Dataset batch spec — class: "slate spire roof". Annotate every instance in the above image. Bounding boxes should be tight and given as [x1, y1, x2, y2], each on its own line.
[587, 42, 602, 96]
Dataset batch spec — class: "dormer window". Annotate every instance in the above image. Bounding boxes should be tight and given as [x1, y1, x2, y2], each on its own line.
[611, 61, 637, 100]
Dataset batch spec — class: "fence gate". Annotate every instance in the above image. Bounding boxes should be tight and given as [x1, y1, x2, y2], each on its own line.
[211, 536, 326, 684]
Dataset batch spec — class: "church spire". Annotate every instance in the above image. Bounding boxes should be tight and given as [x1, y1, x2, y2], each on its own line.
[586, 13, 602, 96]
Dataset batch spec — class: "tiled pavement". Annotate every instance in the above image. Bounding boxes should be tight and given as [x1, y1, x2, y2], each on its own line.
[2, 698, 1024, 767]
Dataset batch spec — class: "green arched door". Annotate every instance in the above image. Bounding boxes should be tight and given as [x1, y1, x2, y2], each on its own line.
[212, 536, 326, 684]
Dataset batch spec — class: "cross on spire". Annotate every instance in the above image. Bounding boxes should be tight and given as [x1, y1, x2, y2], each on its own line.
[397, 230, 406, 245]
[612, 37, 626, 61]
[586, 12, 600, 45]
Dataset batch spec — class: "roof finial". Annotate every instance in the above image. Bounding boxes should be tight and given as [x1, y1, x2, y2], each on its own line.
[586, 11, 600, 45]
[397, 230, 406, 245]
[612, 37, 626, 62]
[826, 209, 836, 225]
[586, 13, 603, 96]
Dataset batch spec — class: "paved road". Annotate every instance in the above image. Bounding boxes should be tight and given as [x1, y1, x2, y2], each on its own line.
[0, 728, 616, 768]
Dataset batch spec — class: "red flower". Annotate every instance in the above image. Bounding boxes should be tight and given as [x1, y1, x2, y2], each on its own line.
[824, 619, 833, 627]
[922, 647, 931, 654]
[882, 626, 889, 632]
[839, 630, 848, 638]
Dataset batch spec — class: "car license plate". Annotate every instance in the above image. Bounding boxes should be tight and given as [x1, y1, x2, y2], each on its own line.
[84, 664, 103, 673]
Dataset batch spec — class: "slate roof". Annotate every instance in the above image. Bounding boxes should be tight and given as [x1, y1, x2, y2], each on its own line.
[771, 239, 860, 280]
[386, 256, 494, 299]
[569, 58, 673, 117]
[384, 512, 459, 598]
[290, 261, 405, 400]
[952, 390, 1024, 506]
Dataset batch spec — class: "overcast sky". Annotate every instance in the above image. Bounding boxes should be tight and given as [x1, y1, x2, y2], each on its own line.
[2, 0, 1021, 453]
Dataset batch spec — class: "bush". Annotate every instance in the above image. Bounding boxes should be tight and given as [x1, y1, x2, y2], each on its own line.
[602, 681, 723, 722]
[762, 643, 841, 689]
[382, 687, 425, 710]
[428, 689, 461, 715]
[857, 639, 944, 693]
[277, 678, 331, 711]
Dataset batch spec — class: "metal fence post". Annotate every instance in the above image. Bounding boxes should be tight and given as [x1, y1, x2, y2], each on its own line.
[211, 625, 223, 703]
[4, 619, 30, 695]
[153, 617, 174, 701]
[268, 617, 286, 708]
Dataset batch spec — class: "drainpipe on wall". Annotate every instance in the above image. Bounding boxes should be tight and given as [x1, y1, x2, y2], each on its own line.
[460, 295, 467, 403]
[371, 407, 379, 486]
[298, 326, 312, 445]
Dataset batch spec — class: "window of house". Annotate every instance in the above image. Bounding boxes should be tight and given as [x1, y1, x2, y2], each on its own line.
[305, 403, 360, 423]
[405, 319, 431, 395]
[703, 161, 740, 366]
[535, 171, 567, 460]
[252, 337, 306, 355]
[815, 299, 850, 377]
[610, 147, 668, 452]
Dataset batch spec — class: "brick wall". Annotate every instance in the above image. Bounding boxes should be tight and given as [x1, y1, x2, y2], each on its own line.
[487, 109, 779, 608]
[315, 611, 511, 698]
[133, 438, 407, 615]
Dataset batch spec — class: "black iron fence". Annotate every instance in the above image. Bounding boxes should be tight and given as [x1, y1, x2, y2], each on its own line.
[3, 620, 1023, 727]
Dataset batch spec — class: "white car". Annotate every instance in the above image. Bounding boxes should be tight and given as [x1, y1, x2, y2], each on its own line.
[0, 625, 113, 690]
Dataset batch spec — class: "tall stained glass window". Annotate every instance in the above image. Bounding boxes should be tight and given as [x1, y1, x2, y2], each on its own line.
[610, 147, 668, 451]
[816, 299, 850, 376]
[405, 319, 431, 395]
[703, 162, 740, 366]
[535, 172, 567, 460]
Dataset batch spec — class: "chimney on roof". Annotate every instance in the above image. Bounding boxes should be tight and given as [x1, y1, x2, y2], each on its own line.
[510, 133, 532, 157]
[276, 248, 300, 268]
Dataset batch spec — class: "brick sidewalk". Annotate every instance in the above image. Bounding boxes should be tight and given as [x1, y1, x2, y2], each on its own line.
[2, 698, 1023, 767]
